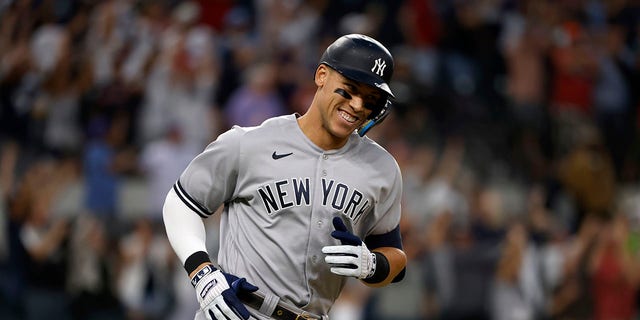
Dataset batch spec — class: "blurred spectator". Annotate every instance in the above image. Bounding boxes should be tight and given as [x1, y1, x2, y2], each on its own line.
[116, 217, 175, 320]
[490, 221, 545, 320]
[83, 116, 136, 222]
[10, 160, 74, 320]
[548, 20, 600, 157]
[548, 214, 601, 319]
[36, 24, 87, 157]
[138, 124, 201, 222]
[362, 215, 429, 320]
[120, 1, 168, 89]
[257, 0, 321, 53]
[138, 0, 219, 147]
[84, 0, 135, 87]
[500, 0, 554, 183]
[67, 214, 125, 319]
[397, 0, 441, 90]
[592, 18, 637, 179]
[589, 212, 640, 320]
[557, 123, 616, 228]
[215, 5, 258, 108]
[223, 60, 287, 127]
[425, 209, 501, 320]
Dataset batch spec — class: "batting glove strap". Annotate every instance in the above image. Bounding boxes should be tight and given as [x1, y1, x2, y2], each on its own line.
[366, 250, 377, 279]
[322, 241, 377, 279]
[363, 252, 391, 284]
[192, 266, 231, 310]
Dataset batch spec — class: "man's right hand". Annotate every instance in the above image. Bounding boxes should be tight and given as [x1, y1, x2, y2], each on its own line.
[191, 264, 258, 320]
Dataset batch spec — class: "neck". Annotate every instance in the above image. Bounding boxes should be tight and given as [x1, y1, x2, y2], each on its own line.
[297, 113, 349, 150]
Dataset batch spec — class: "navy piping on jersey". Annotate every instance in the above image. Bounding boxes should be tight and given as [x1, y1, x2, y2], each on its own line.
[174, 181, 211, 218]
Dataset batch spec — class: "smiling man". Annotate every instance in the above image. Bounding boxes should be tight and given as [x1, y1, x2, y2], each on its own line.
[163, 34, 406, 320]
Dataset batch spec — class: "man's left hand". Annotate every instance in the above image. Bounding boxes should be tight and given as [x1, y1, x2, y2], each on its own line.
[322, 217, 376, 279]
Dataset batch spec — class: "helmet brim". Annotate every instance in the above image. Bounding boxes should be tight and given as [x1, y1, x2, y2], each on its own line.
[324, 63, 395, 99]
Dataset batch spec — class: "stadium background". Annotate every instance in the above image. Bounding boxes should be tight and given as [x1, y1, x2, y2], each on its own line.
[1, 0, 639, 319]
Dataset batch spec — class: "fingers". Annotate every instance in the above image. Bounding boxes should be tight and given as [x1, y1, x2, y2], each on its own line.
[212, 297, 243, 320]
[324, 253, 361, 277]
[331, 230, 361, 245]
[230, 278, 259, 293]
[324, 254, 359, 266]
[322, 245, 360, 255]
[329, 266, 360, 277]
[209, 295, 244, 320]
[323, 244, 373, 279]
[332, 216, 348, 231]
[323, 245, 360, 277]
[209, 307, 224, 320]
[223, 291, 252, 319]
[197, 270, 254, 320]
[330, 217, 361, 245]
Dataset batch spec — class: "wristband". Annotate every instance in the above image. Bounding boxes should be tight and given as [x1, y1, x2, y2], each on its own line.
[363, 252, 390, 284]
[184, 251, 211, 275]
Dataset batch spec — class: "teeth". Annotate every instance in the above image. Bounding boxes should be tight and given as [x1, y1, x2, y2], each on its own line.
[339, 111, 357, 123]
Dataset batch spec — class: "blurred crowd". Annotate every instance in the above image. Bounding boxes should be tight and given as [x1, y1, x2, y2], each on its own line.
[1, 0, 639, 320]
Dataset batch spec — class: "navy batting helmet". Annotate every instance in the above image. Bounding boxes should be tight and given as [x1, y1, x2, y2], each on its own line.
[319, 34, 395, 136]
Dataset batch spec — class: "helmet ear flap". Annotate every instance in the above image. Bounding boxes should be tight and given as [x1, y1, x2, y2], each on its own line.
[358, 100, 392, 137]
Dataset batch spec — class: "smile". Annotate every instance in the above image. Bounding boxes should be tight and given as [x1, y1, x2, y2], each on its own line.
[338, 110, 358, 123]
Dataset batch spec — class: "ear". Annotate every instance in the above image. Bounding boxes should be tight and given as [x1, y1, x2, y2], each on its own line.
[315, 65, 328, 87]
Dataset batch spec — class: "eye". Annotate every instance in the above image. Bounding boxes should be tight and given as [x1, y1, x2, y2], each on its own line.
[334, 88, 352, 100]
[364, 102, 377, 111]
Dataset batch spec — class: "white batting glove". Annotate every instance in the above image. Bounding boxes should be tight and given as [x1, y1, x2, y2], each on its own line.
[191, 264, 256, 320]
[322, 217, 377, 279]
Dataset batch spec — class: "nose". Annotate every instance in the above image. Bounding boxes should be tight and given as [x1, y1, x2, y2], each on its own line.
[348, 95, 365, 111]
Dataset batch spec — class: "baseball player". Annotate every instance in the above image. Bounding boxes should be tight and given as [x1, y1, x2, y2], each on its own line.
[163, 34, 407, 320]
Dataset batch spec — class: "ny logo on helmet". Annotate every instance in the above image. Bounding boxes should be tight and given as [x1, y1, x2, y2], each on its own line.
[371, 58, 386, 77]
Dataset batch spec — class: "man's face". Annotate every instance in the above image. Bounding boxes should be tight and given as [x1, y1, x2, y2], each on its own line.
[315, 65, 384, 140]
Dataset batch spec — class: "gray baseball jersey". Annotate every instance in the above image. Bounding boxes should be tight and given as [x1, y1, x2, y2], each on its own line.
[174, 114, 402, 315]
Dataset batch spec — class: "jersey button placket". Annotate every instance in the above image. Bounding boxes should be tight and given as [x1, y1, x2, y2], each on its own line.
[316, 156, 326, 264]
[321, 154, 328, 176]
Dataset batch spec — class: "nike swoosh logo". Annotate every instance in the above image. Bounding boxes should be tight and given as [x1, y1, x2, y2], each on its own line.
[272, 151, 293, 160]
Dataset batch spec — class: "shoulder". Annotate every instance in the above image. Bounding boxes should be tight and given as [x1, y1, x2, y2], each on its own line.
[254, 114, 298, 130]
[212, 114, 296, 142]
[347, 136, 402, 188]
[227, 114, 298, 137]
[355, 136, 400, 172]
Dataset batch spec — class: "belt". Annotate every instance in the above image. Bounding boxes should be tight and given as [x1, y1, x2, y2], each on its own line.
[237, 291, 317, 320]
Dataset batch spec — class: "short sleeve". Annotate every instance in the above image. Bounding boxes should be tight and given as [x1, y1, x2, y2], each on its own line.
[175, 126, 245, 217]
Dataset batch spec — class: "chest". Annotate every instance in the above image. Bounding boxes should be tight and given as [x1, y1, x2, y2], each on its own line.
[236, 148, 380, 225]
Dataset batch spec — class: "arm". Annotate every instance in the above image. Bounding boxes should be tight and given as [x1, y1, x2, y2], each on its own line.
[162, 187, 209, 268]
[366, 246, 407, 287]
[163, 187, 257, 320]
[21, 218, 70, 262]
[362, 224, 407, 287]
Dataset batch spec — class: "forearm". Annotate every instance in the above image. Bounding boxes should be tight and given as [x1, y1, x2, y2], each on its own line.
[23, 221, 68, 261]
[362, 246, 407, 288]
[163, 187, 209, 268]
